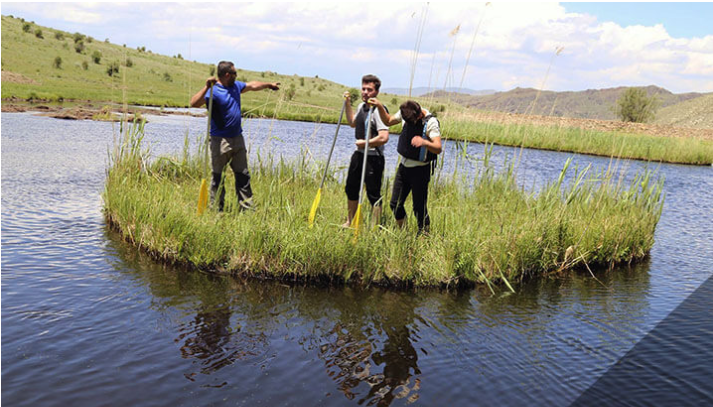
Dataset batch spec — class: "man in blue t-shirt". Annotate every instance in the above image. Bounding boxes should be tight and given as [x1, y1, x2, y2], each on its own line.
[190, 61, 279, 211]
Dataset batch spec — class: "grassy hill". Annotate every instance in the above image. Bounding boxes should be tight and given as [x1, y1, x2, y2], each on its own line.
[1, 15, 416, 122]
[426, 86, 709, 122]
[2, 15, 466, 125]
[654, 94, 713, 129]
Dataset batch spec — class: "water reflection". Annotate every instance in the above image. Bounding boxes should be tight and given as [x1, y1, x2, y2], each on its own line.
[107, 225, 431, 404]
[104, 222, 660, 405]
[177, 301, 269, 386]
[315, 289, 423, 405]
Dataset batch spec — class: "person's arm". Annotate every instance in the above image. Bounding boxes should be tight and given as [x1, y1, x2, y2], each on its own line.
[190, 77, 217, 107]
[242, 81, 280, 93]
[343, 91, 356, 128]
[355, 107, 390, 148]
[368, 98, 400, 126]
[411, 119, 442, 154]
[355, 129, 390, 149]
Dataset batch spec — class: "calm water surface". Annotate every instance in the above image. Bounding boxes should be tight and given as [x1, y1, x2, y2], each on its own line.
[2, 112, 712, 406]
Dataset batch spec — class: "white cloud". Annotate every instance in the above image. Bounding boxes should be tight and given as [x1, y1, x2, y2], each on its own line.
[3, 2, 712, 93]
[683, 52, 713, 76]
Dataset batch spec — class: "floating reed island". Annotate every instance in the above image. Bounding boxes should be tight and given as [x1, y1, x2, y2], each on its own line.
[103, 120, 664, 291]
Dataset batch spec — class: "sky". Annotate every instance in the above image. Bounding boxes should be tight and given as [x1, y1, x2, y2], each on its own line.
[2, 2, 712, 93]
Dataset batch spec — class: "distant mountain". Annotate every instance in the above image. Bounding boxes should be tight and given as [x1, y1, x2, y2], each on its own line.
[431, 86, 707, 121]
[655, 93, 713, 129]
[381, 87, 496, 97]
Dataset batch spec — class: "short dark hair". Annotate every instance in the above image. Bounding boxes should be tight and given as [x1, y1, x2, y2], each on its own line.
[400, 100, 422, 124]
[217, 61, 235, 77]
[361, 74, 381, 91]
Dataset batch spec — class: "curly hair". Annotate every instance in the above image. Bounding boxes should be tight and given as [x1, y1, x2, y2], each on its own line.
[399, 100, 422, 124]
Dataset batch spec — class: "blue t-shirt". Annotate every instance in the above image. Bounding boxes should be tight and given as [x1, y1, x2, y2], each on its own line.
[205, 81, 247, 138]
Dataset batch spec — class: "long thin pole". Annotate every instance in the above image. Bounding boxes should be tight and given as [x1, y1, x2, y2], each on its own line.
[352, 106, 375, 239]
[205, 85, 214, 178]
[458, 3, 490, 90]
[319, 100, 347, 189]
[308, 99, 347, 227]
[196, 84, 214, 215]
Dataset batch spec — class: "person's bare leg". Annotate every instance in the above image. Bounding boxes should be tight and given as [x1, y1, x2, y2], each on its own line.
[371, 205, 382, 227]
[343, 200, 359, 227]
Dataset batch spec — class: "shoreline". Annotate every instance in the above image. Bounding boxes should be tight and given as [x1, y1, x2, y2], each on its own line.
[4, 99, 712, 165]
[4, 98, 712, 138]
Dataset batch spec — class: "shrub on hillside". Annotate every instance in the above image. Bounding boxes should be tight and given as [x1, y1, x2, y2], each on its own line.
[348, 88, 360, 106]
[22, 23, 31, 33]
[92, 50, 102, 64]
[35, 29, 43, 39]
[285, 84, 296, 101]
[615, 87, 660, 123]
[53, 56, 62, 69]
[107, 61, 120, 77]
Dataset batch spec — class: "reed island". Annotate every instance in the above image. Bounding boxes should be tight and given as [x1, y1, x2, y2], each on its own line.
[102, 119, 664, 291]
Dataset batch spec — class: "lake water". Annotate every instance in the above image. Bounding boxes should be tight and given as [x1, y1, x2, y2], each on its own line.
[2, 112, 712, 406]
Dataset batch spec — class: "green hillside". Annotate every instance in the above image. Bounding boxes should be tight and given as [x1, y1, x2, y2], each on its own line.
[0, 15, 391, 122]
[655, 94, 713, 129]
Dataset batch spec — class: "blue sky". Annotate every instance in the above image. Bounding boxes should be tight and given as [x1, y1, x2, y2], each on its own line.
[2, 2, 712, 93]
[562, 2, 712, 39]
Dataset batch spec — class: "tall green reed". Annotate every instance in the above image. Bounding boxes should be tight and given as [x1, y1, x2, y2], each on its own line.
[104, 114, 665, 291]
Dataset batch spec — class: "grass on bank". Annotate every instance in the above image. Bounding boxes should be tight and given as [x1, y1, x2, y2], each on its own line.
[103, 119, 664, 290]
[443, 116, 713, 165]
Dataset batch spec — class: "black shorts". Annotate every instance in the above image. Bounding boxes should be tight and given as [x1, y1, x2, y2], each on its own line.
[345, 151, 385, 206]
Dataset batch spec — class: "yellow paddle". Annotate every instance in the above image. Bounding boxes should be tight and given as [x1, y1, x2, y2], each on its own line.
[309, 99, 347, 227]
[197, 84, 214, 215]
[351, 106, 376, 242]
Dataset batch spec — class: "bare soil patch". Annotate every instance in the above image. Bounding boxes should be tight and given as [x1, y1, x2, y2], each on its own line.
[0, 102, 174, 122]
[1, 71, 40, 85]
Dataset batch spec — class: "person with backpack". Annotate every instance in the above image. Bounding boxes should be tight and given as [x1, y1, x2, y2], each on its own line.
[369, 99, 442, 235]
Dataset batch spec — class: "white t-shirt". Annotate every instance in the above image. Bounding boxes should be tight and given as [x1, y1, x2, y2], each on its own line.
[393, 109, 441, 167]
